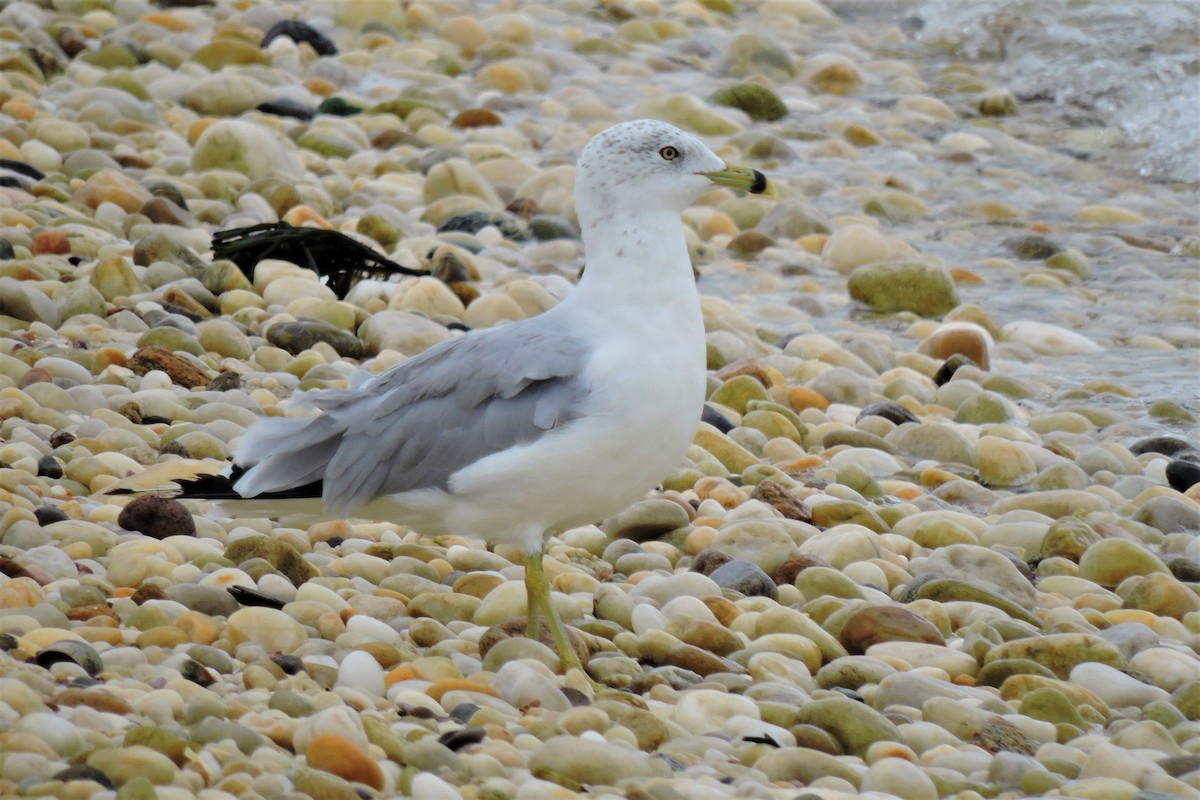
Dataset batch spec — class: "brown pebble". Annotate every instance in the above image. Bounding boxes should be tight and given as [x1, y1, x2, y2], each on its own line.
[66, 604, 119, 623]
[139, 196, 190, 225]
[117, 494, 196, 539]
[30, 230, 69, 255]
[771, 554, 832, 585]
[16, 368, 53, 389]
[55, 688, 134, 715]
[130, 583, 168, 604]
[689, 548, 734, 576]
[0, 556, 36, 581]
[837, 604, 946, 654]
[128, 345, 210, 388]
[451, 108, 502, 128]
[506, 197, 541, 220]
[750, 479, 813, 524]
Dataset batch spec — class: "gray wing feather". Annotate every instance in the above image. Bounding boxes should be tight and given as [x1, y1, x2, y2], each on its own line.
[234, 322, 590, 518]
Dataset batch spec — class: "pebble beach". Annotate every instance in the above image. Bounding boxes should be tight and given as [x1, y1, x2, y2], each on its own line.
[1, 0, 1199, 799]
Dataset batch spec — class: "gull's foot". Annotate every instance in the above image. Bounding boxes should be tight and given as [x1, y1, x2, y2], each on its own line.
[478, 617, 590, 674]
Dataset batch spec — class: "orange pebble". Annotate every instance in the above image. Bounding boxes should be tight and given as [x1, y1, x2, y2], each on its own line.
[1030, 223, 1052, 234]
[306, 734, 384, 790]
[785, 386, 829, 411]
[1104, 609, 1159, 626]
[919, 468, 961, 487]
[188, 118, 217, 146]
[425, 679, 498, 703]
[111, 587, 136, 598]
[175, 611, 220, 644]
[775, 455, 824, 473]
[139, 12, 193, 31]
[305, 77, 337, 97]
[77, 627, 122, 646]
[1, 100, 35, 121]
[282, 205, 333, 229]
[685, 525, 716, 555]
[384, 665, 417, 688]
[949, 266, 985, 284]
[796, 233, 828, 254]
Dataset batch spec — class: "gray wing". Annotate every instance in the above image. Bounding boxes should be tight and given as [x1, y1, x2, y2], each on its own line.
[233, 322, 590, 517]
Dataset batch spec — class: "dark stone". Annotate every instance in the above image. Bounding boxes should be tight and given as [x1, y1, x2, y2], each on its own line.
[50, 429, 76, 447]
[0, 158, 45, 181]
[34, 505, 69, 526]
[1167, 556, 1200, 583]
[227, 585, 287, 610]
[262, 20, 338, 56]
[1158, 754, 1200, 778]
[265, 320, 365, 359]
[709, 559, 778, 599]
[448, 703, 479, 724]
[934, 353, 977, 386]
[206, 370, 242, 392]
[1167, 459, 1200, 492]
[437, 210, 528, 242]
[429, 246, 473, 284]
[857, 400, 919, 426]
[1002, 233, 1062, 260]
[689, 548, 734, 576]
[709, 83, 788, 121]
[701, 404, 735, 433]
[272, 654, 303, 675]
[1129, 436, 1196, 457]
[52, 765, 114, 790]
[35, 640, 102, 676]
[180, 659, 216, 687]
[165, 584, 240, 617]
[117, 494, 196, 538]
[144, 181, 189, 210]
[36, 454, 63, 479]
[0, 239, 14, 260]
[317, 96, 363, 116]
[438, 726, 486, 751]
[527, 215, 578, 241]
[256, 98, 317, 121]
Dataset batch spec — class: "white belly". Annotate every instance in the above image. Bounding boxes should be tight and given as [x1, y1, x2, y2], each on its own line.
[371, 302, 707, 552]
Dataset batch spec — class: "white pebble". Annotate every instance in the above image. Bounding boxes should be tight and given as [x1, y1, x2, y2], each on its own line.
[337, 650, 386, 695]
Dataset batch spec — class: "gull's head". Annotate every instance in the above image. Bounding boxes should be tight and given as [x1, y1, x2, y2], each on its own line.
[575, 119, 773, 227]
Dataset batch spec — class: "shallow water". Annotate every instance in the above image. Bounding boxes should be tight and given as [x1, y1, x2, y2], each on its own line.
[711, 0, 1199, 434]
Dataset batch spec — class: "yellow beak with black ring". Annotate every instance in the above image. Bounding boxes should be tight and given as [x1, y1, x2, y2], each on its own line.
[700, 163, 776, 196]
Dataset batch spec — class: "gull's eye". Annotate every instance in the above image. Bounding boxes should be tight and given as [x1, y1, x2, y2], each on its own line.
[659, 145, 680, 161]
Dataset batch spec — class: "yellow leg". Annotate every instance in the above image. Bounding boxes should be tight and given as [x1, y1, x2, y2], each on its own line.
[524, 550, 582, 673]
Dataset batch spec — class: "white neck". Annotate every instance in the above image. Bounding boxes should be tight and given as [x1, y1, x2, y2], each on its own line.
[570, 208, 696, 308]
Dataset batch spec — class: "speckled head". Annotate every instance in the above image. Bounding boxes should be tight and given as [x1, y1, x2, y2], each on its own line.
[574, 120, 726, 226]
[574, 120, 772, 232]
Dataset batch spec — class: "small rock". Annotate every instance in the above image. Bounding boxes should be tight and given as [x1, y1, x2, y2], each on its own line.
[847, 260, 959, 316]
[117, 495, 196, 539]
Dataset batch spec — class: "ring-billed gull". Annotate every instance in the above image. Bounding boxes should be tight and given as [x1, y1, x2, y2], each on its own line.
[186, 120, 772, 673]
